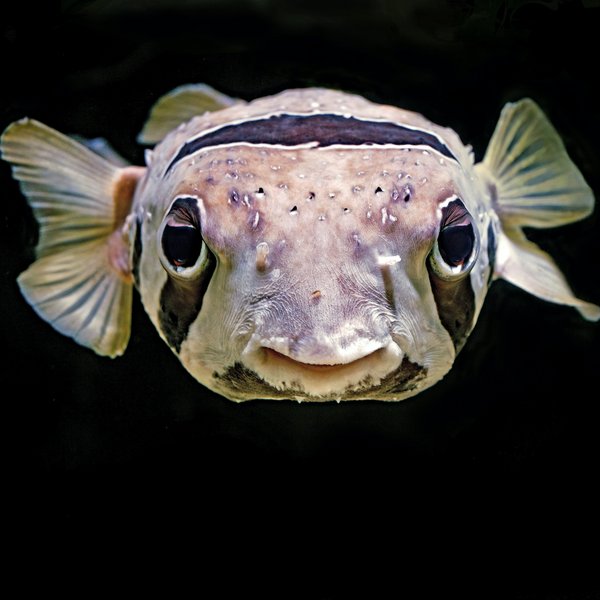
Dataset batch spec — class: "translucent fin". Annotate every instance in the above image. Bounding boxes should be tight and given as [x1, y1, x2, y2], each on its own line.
[1, 118, 145, 356]
[138, 83, 243, 144]
[478, 98, 594, 228]
[477, 99, 598, 320]
[496, 227, 600, 321]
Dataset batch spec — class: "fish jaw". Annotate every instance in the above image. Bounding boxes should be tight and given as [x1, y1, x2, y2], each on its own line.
[239, 332, 403, 398]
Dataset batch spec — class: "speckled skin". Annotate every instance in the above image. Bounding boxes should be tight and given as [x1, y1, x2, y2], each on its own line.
[132, 88, 495, 401]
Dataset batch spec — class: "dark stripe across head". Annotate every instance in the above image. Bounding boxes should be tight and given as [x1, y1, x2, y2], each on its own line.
[166, 113, 457, 174]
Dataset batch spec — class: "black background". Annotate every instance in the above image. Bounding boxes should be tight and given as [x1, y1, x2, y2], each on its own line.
[2, 1, 599, 596]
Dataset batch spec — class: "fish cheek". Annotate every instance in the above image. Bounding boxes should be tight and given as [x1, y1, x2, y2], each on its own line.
[427, 272, 476, 352]
[158, 262, 215, 353]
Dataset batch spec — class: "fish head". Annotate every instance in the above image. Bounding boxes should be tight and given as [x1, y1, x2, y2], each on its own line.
[134, 131, 494, 402]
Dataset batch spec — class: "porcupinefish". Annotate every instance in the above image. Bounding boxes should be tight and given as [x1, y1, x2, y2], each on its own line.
[2, 84, 598, 402]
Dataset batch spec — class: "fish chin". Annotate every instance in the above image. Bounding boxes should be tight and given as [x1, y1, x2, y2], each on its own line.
[240, 334, 403, 398]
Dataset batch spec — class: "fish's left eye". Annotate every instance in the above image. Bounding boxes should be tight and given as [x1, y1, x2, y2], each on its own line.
[162, 224, 202, 268]
[429, 198, 479, 280]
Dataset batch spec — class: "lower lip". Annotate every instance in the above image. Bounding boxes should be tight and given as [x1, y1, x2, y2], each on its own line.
[262, 347, 387, 373]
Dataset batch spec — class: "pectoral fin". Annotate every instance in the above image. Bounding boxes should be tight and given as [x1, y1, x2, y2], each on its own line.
[477, 99, 598, 320]
[138, 83, 244, 145]
[477, 98, 594, 228]
[1, 119, 146, 356]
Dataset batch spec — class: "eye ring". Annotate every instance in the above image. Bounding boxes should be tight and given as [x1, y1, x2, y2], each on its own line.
[158, 196, 208, 280]
[429, 197, 479, 281]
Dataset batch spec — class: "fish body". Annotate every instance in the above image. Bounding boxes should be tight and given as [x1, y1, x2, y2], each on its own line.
[2, 85, 598, 402]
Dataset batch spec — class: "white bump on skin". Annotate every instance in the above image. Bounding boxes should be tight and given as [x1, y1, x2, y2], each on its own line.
[381, 207, 388, 224]
[378, 254, 401, 266]
[256, 242, 269, 271]
[252, 212, 260, 228]
[318, 215, 326, 221]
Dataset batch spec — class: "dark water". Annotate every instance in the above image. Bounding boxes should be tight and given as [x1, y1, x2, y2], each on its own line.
[2, 1, 599, 594]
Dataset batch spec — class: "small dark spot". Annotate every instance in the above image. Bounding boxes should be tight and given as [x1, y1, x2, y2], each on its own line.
[230, 189, 240, 203]
[343, 207, 351, 214]
[290, 205, 298, 214]
[311, 290, 322, 301]
[375, 186, 384, 194]
[403, 184, 414, 202]
[132, 216, 143, 285]
[206, 176, 216, 185]
[307, 191, 315, 200]
[256, 187, 265, 195]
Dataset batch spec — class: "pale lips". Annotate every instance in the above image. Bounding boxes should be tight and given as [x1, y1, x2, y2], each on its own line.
[262, 346, 388, 374]
[241, 335, 404, 396]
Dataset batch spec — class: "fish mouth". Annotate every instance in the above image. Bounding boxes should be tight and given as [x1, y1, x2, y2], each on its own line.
[262, 347, 388, 374]
[240, 336, 404, 397]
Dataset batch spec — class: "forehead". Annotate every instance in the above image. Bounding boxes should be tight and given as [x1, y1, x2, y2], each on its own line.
[154, 88, 472, 169]
[169, 145, 462, 255]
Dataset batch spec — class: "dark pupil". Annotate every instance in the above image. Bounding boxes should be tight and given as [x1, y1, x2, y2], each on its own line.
[162, 225, 201, 268]
[438, 224, 475, 267]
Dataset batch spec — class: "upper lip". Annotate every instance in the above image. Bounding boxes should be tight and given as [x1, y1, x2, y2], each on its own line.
[239, 333, 404, 394]
[262, 346, 389, 373]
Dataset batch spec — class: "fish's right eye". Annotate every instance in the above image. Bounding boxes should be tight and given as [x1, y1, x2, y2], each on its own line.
[158, 196, 208, 279]
[428, 197, 479, 281]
